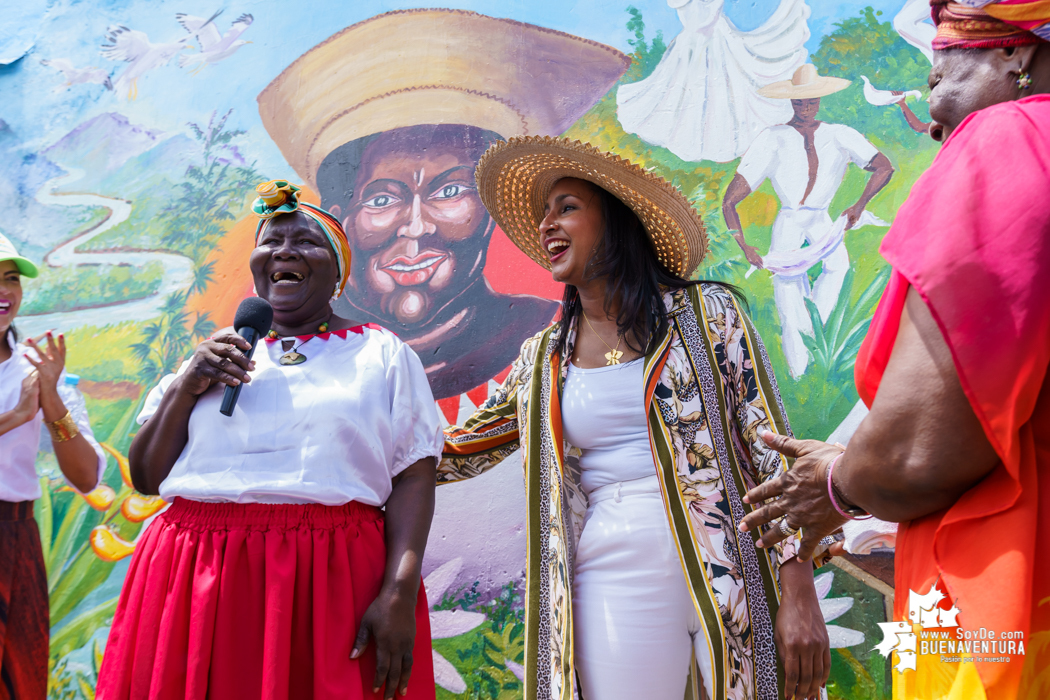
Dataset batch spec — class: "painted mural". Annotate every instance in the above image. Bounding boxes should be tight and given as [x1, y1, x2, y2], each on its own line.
[1, 0, 938, 697]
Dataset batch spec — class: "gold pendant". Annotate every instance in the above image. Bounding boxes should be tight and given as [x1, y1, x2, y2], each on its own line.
[279, 351, 307, 366]
[604, 349, 623, 365]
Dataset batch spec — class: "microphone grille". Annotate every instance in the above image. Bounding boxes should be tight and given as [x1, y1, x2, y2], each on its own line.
[233, 297, 274, 337]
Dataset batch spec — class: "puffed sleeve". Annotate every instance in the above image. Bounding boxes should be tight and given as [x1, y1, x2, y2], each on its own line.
[56, 373, 107, 493]
[386, 342, 444, 477]
[135, 360, 190, 425]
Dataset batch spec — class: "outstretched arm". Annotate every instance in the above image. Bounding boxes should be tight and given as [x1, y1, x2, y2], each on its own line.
[437, 333, 545, 484]
[739, 288, 999, 559]
[898, 101, 931, 134]
[722, 173, 764, 268]
[842, 153, 894, 229]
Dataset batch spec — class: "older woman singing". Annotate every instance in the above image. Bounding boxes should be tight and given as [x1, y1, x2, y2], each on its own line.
[439, 139, 831, 700]
[97, 182, 443, 700]
[738, 2, 1050, 698]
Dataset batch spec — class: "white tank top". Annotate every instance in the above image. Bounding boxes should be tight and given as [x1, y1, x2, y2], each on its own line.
[561, 358, 655, 494]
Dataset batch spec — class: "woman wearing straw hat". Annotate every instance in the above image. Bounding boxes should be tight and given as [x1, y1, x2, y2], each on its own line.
[439, 139, 830, 700]
[0, 232, 105, 698]
[723, 64, 894, 378]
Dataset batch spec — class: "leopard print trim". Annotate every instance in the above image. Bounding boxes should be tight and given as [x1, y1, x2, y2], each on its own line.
[676, 305, 780, 700]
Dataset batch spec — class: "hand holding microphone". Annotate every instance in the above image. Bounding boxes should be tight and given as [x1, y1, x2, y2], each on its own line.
[220, 298, 274, 416]
[176, 298, 273, 413]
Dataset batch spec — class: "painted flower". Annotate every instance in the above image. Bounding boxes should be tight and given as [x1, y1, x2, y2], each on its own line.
[425, 558, 487, 694]
[814, 571, 866, 648]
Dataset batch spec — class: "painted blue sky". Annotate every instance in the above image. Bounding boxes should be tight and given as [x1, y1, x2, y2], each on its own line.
[2, 0, 913, 176]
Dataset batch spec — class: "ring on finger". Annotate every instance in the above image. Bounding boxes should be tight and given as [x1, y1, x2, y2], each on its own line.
[778, 518, 799, 537]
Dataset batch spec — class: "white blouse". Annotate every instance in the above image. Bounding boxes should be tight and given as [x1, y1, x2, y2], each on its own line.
[138, 325, 444, 506]
[0, 336, 106, 502]
[561, 358, 655, 494]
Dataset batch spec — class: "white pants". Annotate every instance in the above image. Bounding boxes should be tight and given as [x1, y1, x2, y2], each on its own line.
[769, 208, 850, 377]
[572, 476, 713, 700]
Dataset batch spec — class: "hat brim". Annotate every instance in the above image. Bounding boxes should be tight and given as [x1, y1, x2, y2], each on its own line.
[475, 137, 708, 278]
[0, 255, 39, 278]
[756, 76, 852, 99]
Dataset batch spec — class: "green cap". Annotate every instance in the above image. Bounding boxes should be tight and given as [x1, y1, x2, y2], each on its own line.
[0, 231, 39, 278]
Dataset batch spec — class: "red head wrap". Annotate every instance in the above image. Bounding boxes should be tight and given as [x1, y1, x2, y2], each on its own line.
[931, 0, 1050, 49]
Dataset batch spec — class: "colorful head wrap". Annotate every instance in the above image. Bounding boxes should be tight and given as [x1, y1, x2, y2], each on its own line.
[251, 180, 352, 300]
[932, 0, 1050, 49]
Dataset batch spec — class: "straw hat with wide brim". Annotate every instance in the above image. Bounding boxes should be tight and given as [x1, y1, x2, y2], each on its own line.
[757, 64, 852, 99]
[257, 9, 630, 192]
[476, 137, 708, 278]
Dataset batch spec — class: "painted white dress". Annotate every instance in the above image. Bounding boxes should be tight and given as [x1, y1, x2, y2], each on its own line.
[616, 0, 810, 163]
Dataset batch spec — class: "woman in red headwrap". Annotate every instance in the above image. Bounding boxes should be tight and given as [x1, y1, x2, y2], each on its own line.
[96, 182, 442, 700]
[736, 3, 1050, 699]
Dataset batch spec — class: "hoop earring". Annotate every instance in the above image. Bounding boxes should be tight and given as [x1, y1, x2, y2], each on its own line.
[1017, 71, 1033, 90]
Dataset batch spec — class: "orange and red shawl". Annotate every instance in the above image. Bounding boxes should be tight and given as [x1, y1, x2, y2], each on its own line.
[856, 94, 1050, 699]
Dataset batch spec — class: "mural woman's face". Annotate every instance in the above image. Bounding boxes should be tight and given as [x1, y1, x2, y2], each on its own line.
[0, 260, 22, 336]
[339, 138, 492, 326]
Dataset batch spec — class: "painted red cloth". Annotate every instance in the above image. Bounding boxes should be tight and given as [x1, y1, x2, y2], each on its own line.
[0, 501, 48, 700]
[96, 498, 436, 700]
[855, 94, 1050, 697]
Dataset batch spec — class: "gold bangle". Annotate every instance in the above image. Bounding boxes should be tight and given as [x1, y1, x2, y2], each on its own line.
[47, 411, 80, 443]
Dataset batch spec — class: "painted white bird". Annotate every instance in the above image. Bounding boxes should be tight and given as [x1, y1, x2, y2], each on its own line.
[100, 25, 189, 100]
[40, 59, 112, 91]
[861, 76, 922, 106]
[176, 11, 253, 71]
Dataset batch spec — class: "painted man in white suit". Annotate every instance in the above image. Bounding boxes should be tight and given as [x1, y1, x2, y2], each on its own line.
[722, 65, 894, 377]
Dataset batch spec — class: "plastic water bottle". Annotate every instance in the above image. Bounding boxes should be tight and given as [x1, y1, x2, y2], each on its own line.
[39, 374, 86, 454]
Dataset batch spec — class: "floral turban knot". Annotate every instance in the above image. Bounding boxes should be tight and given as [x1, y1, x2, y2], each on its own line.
[931, 0, 1050, 49]
[251, 180, 352, 300]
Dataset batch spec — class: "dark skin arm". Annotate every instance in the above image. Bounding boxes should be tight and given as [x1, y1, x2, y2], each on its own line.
[723, 153, 894, 269]
[896, 99, 932, 134]
[777, 558, 831, 700]
[128, 328, 254, 494]
[722, 174, 764, 268]
[352, 457, 436, 700]
[840, 153, 894, 229]
[739, 288, 1000, 559]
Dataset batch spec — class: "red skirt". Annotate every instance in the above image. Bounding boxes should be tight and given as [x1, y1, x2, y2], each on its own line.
[0, 501, 48, 700]
[97, 498, 435, 700]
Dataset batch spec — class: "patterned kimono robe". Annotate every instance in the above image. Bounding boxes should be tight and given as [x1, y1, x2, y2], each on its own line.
[439, 284, 811, 700]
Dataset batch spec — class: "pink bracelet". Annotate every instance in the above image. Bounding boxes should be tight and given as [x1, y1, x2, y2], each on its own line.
[826, 452, 872, 520]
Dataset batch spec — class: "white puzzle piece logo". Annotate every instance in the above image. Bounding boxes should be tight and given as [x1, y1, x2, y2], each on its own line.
[874, 583, 961, 674]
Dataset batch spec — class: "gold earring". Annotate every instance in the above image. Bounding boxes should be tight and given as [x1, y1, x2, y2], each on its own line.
[1017, 72, 1033, 89]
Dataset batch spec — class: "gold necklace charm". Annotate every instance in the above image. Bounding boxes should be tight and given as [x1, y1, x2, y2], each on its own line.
[272, 318, 333, 364]
[582, 311, 624, 365]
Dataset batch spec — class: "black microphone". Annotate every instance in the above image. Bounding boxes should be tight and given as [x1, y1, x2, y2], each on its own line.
[220, 297, 273, 417]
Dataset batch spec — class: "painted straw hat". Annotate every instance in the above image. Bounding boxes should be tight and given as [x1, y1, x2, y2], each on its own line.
[757, 64, 851, 99]
[475, 137, 708, 277]
[257, 9, 629, 192]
